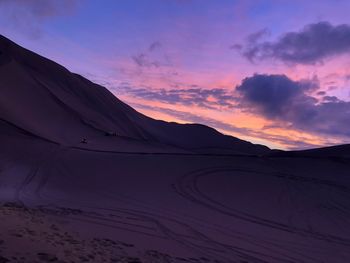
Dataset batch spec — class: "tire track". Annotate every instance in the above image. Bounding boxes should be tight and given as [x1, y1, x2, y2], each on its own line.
[173, 166, 350, 247]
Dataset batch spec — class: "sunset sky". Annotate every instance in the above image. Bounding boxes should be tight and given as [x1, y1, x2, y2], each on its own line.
[1, 0, 350, 149]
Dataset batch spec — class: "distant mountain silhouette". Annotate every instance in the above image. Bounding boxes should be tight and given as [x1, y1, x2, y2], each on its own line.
[0, 35, 269, 154]
[270, 144, 350, 158]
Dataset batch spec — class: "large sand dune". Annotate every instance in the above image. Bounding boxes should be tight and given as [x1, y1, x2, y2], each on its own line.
[0, 35, 350, 262]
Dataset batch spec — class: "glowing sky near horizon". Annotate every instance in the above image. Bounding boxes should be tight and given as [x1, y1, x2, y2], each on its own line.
[1, 0, 350, 149]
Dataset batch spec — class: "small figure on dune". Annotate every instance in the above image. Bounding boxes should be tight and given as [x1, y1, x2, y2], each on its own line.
[80, 138, 88, 144]
[104, 131, 117, 137]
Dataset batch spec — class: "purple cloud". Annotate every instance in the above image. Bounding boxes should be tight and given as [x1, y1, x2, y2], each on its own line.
[0, 0, 80, 38]
[237, 74, 350, 138]
[148, 41, 162, 52]
[117, 83, 236, 109]
[240, 22, 350, 64]
[0, 0, 79, 18]
[131, 41, 173, 69]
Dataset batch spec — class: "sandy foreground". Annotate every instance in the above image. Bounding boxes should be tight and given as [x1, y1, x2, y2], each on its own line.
[0, 202, 213, 263]
[1, 137, 350, 262]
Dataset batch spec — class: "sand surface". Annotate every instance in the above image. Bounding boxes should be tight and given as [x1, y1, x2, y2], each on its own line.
[1, 136, 350, 262]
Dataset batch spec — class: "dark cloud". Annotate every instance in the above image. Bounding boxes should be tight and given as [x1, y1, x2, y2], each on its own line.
[322, 96, 340, 103]
[149, 41, 162, 52]
[231, 29, 269, 51]
[229, 43, 242, 50]
[236, 74, 317, 117]
[246, 28, 270, 44]
[239, 22, 350, 64]
[316, 91, 326, 96]
[237, 74, 350, 138]
[0, 0, 80, 38]
[0, 0, 80, 18]
[131, 41, 173, 69]
[132, 53, 161, 68]
[116, 83, 236, 109]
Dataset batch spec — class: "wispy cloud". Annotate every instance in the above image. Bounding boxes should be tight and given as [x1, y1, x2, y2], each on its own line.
[131, 41, 173, 69]
[115, 83, 237, 109]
